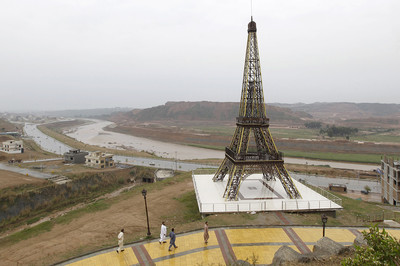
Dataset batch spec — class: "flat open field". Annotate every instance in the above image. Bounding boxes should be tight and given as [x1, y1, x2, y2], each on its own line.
[0, 170, 45, 189]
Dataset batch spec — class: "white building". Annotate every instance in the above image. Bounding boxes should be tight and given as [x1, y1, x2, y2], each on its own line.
[0, 140, 23, 154]
[85, 151, 114, 169]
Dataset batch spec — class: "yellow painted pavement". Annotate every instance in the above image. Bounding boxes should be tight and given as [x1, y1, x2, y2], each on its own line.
[387, 229, 400, 239]
[233, 245, 299, 265]
[293, 228, 356, 243]
[67, 248, 138, 266]
[155, 249, 225, 266]
[144, 231, 219, 260]
[225, 228, 292, 244]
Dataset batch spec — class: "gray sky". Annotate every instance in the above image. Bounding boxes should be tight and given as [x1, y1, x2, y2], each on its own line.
[1, 0, 399, 111]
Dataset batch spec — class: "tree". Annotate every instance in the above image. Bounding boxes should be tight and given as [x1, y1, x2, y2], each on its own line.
[342, 225, 400, 265]
[320, 125, 358, 138]
[304, 122, 322, 129]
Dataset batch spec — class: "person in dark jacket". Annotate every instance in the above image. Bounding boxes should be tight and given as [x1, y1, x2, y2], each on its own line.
[168, 228, 178, 251]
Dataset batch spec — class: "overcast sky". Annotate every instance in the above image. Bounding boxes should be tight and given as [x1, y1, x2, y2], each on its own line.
[1, 0, 399, 111]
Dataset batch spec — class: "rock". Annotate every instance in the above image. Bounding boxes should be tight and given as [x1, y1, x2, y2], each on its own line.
[271, 245, 303, 266]
[313, 237, 348, 256]
[354, 234, 368, 247]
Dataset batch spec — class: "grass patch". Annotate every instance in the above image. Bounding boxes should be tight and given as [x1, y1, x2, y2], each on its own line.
[2, 221, 53, 245]
[187, 143, 225, 151]
[270, 128, 319, 139]
[26, 216, 41, 225]
[281, 150, 382, 164]
[175, 191, 202, 222]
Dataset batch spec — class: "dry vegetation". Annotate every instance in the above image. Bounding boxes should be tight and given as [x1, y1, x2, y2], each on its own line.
[0, 170, 45, 189]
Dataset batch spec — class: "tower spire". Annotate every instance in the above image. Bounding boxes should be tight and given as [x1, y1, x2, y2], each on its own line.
[213, 19, 301, 201]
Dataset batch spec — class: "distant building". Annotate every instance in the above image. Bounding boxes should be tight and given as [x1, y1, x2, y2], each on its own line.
[0, 140, 23, 154]
[85, 151, 114, 168]
[0, 132, 21, 137]
[64, 149, 88, 164]
[381, 155, 400, 206]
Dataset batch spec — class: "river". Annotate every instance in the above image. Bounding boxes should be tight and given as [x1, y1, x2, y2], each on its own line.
[65, 119, 379, 171]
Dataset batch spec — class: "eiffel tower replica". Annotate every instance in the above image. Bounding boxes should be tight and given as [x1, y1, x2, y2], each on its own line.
[213, 17, 301, 201]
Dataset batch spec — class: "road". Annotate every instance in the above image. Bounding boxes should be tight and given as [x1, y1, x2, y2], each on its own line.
[24, 123, 73, 155]
[0, 162, 55, 179]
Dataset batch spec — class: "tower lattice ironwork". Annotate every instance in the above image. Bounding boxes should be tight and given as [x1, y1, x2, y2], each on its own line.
[213, 18, 301, 201]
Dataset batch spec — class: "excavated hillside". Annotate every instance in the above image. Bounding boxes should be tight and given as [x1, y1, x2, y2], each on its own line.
[109, 101, 312, 126]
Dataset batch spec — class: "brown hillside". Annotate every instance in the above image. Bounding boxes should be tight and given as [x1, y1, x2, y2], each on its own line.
[274, 102, 400, 125]
[109, 101, 312, 125]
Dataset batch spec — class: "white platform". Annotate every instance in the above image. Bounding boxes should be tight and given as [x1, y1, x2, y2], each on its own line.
[193, 174, 342, 214]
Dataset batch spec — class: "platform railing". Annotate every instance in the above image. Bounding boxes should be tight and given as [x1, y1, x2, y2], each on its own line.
[196, 198, 342, 214]
[302, 183, 342, 207]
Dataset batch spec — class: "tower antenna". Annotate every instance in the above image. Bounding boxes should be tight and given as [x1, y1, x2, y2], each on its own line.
[251, 0, 253, 20]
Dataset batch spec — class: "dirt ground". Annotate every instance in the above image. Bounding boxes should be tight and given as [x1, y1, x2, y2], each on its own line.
[21, 160, 122, 176]
[0, 178, 195, 265]
[0, 170, 45, 189]
[0, 140, 56, 163]
[338, 191, 381, 203]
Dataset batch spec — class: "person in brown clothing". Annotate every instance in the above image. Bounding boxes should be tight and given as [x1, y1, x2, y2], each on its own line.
[204, 221, 209, 244]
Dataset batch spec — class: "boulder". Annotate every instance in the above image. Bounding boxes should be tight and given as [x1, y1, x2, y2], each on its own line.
[271, 245, 303, 266]
[353, 234, 368, 247]
[313, 237, 348, 256]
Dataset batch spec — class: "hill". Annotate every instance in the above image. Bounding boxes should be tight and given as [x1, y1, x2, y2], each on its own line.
[271, 102, 400, 123]
[32, 107, 133, 118]
[110, 101, 312, 125]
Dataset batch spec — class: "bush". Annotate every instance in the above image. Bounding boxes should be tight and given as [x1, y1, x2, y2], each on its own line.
[320, 125, 358, 138]
[342, 225, 400, 265]
[305, 121, 322, 129]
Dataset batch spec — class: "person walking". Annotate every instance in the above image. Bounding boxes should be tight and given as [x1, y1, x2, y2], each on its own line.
[204, 221, 209, 244]
[159, 221, 167, 244]
[168, 228, 178, 251]
[117, 229, 125, 253]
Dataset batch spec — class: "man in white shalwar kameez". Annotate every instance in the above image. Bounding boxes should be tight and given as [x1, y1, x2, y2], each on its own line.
[117, 229, 124, 253]
[159, 222, 167, 244]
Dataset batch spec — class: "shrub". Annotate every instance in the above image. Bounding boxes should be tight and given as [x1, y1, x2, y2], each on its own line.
[342, 225, 400, 265]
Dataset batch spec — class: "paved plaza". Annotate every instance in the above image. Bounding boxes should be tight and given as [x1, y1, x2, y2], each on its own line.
[193, 174, 342, 214]
[61, 226, 400, 266]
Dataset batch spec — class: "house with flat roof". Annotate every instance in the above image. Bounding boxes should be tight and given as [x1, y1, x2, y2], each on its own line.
[85, 151, 114, 169]
[0, 140, 23, 154]
[381, 155, 400, 206]
[64, 149, 88, 164]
